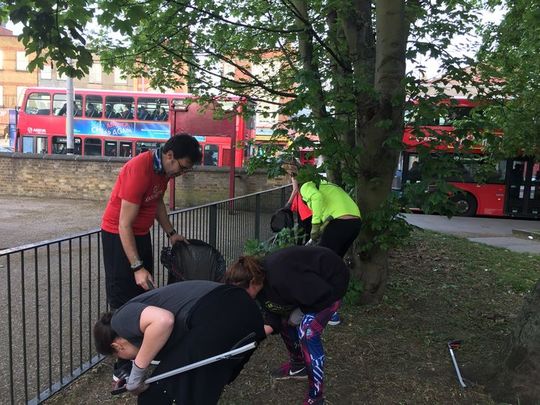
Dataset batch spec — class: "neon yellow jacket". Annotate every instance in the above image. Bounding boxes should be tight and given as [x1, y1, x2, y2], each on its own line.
[300, 181, 361, 225]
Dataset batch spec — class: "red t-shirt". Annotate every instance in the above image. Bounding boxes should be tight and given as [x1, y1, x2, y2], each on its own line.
[101, 151, 169, 235]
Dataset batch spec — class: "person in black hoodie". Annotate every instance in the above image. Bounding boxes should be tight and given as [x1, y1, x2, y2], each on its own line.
[224, 246, 350, 405]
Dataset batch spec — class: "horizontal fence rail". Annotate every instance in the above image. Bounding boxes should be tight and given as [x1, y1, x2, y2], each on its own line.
[0, 185, 290, 404]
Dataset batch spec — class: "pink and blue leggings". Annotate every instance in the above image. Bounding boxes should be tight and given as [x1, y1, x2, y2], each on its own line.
[280, 299, 341, 400]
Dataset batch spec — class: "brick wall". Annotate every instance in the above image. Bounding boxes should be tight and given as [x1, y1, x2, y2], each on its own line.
[0, 152, 288, 207]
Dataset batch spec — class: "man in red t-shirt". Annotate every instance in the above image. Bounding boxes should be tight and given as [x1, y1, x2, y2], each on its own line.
[101, 133, 202, 384]
[102, 133, 201, 308]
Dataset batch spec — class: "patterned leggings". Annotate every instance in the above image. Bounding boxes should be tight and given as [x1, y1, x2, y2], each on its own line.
[280, 300, 342, 400]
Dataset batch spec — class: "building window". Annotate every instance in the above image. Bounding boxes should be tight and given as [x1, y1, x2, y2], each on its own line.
[58, 71, 67, 81]
[40, 65, 52, 80]
[0, 50, 4, 70]
[88, 63, 102, 83]
[16, 51, 28, 71]
[114, 67, 127, 84]
[0, 86, 3, 107]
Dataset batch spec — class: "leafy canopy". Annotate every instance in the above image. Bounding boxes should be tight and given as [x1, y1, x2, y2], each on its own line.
[0, 0, 500, 247]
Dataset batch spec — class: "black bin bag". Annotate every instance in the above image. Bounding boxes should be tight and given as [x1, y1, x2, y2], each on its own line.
[270, 208, 294, 233]
[161, 239, 226, 284]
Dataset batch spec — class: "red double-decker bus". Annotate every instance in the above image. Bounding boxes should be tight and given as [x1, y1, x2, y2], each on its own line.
[16, 87, 253, 167]
[394, 98, 540, 218]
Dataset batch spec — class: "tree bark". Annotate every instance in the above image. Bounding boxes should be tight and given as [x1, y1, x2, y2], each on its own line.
[486, 279, 540, 404]
[353, 0, 406, 304]
[354, 246, 389, 304]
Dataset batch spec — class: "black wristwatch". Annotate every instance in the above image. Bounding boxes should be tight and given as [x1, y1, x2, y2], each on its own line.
[167, 229, 177, 238]
[130, 259, 144, 272]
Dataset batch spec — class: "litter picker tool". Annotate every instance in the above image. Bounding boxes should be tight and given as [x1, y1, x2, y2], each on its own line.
[447, 340, 467, 388]
[111, 333, 258, 395]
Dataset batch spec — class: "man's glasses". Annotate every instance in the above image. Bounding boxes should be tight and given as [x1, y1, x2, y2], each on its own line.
[176, 159, 192, 173]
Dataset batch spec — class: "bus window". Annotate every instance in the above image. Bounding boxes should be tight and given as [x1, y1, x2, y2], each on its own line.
[85, 95, 103, 118]
[106, 96, 135, 120]
[172, 98, 190, 112]
[53, 94, 83, 116]
[105, 141, 118, 156]
[25, 93, 51, 115]
[406, 155, 421, 183]
[136, 141, 162, 155]
[52, 136, 82, 154]
[438, 106, 472, 126]
[36, 137, 48, 154]
[203, 144, 219, 166]
[138, 97, 169, 121]
[119, 142, 132, 157]
[84, 138, 102, 156]
[22, 136, 35, 153]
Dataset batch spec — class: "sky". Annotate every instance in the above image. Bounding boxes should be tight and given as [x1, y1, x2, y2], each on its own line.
[407, 6, 506, 79]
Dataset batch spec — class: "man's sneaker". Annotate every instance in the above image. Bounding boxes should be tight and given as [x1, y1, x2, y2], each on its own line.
[271, 362, 308, 380]
[304, 396, 324, 405]
[112, 360, 132, 385]
[328, 312, 341, 326]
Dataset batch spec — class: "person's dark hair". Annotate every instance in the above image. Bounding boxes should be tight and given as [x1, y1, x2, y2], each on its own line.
[163, 133, 202, 164]
[94, 312, 118, 355]
[223, 256, 265, 289]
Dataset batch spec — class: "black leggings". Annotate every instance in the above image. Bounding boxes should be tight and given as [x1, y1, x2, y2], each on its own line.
[138, 286, 265, 405]
[319, 218, 362, 257]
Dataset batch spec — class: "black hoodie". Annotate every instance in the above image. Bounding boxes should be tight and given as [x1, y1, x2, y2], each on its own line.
[258, 246, 350, 331]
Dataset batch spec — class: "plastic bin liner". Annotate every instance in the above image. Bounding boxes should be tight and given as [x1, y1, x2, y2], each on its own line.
[270, 208, 294, 232]
[161, 239, 226, 284]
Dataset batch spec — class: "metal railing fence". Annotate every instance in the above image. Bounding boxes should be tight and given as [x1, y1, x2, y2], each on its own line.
[0, 185, 289, 404]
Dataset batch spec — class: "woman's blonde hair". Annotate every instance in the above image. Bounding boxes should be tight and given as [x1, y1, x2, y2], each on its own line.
[224, 256, 265, 288]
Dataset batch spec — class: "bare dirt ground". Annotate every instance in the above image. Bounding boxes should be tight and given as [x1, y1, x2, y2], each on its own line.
[44, 229, 540, 405]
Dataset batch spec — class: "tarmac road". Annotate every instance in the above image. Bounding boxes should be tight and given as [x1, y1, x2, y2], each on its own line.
[404, 213, 540, 254]
[0, 196, 106, 250]
[0, 194, 276, 404]
[2, 195, 539, 253]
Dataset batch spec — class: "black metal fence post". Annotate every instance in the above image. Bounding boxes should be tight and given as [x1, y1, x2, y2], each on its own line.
[255, 194, 261, 241]
[209, 204, 218, 248]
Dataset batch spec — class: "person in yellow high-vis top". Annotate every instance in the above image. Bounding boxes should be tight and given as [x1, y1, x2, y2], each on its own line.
[300, 180, 361, 326]
[300, 180, 361, 257]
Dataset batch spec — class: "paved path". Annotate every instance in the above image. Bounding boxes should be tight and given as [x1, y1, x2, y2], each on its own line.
[404, 213, 540, 254]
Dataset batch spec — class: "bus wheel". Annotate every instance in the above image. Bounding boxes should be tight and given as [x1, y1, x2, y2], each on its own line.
[451, 192, 477, 217]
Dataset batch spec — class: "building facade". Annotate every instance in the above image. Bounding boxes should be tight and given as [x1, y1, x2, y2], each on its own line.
[38, 57, 187, 94]
[0, 25, 39, 145]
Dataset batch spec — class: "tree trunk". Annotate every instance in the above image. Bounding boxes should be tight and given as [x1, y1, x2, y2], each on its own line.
[351, 0, 406, 304]
[486, 279, 540, 404]
[354, 246, 389, 304]
[353, 136, 396, 304]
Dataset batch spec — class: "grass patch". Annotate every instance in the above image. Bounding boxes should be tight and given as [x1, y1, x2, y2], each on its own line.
[409, 229, 540, 293]
[45, 228, 540, 405]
